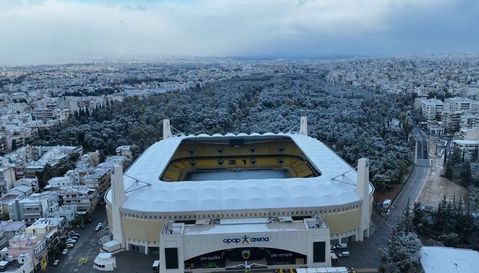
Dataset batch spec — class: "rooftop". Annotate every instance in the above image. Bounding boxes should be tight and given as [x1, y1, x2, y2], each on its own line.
[454, 139, 479, 145]
[164, 217, 327, 236]
[106, 133, 373, 214]
[0, 221, 25, 232]
[421, 246, 479, 273]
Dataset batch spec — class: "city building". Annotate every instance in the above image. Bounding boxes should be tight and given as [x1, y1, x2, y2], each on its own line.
[441, 111, 463, 133]
[427, 121, 445, 136]
[0, 186, 32, 218]
[460, 113, 479, 129]
[12, 178, 38, 193]
[422, 99, 444, 121]
[0, 230, 7, 251]
[46, 176, 73, 188]
[58, 186, 98, 214]
[83, 168, 111, 197]
[0, 221, 26, 242]
[453, 139, 479, 161]
[115, 145, 133, 160]
[0, 163, 16, 194]
[458, 127, 479, 140]
[0, 252, 34, 273]
[8, 233, 48, 272]
[46, 205, 77, 228]
[25, 218, 65, 262]
[8, 192, 59, 225]
[105, 118, 374, 271]
[444, 97, 473, 112]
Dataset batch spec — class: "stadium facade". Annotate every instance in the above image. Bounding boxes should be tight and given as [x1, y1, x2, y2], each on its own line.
[105, 117, 374, 272]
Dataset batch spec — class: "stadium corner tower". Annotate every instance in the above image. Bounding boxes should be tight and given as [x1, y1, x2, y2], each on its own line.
[105, 117, 374, 272]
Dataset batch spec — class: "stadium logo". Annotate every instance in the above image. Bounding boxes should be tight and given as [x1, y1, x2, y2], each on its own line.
[223, 235, 270, 245]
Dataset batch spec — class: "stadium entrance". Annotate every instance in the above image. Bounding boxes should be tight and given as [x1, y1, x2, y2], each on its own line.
[184, 247, 307, 270]
[159, 217, 331, 273]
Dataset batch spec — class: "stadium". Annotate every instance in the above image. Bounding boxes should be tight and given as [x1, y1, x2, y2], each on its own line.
[105, 117, 374, 272]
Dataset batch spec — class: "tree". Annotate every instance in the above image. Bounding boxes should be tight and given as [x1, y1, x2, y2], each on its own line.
[379, 231, 422, 273]
[444, 160, 454, 180]
[395, 199, 414, 234]
[380, 203, 423, 273]
[460, 163, 472, 187]
[472, 147, 479, 163]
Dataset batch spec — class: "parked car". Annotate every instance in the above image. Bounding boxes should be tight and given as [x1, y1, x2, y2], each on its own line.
[70, 236, 79, 240]
[338, 251, 350, 257]
[53, 259, 60, 266]
[66, 243, 75, 249]
[331, 253, 338, 264]
[66, 239, 77, 244]
[62, 249, 69, 255]
[95, 223, 102, 232]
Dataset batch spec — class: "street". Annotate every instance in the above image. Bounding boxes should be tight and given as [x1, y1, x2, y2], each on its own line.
[46, 207, 107, 273]
[340, 124, 430, 270]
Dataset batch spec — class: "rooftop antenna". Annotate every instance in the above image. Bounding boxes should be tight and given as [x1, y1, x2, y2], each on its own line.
[286, 116, 308, 134]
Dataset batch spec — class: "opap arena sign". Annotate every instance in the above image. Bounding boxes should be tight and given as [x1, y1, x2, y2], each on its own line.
[223, 235, 270, 245]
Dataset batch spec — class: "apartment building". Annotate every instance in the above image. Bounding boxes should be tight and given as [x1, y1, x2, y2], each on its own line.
[442, 111, 463, 133]
[83, 168, 111, 196]
[46, 205, 77, 227]
[8, 233, 48, 272]
[422, 99, 444, 120]
[8, 192, 59, 225]
[58, 186, 98, 214]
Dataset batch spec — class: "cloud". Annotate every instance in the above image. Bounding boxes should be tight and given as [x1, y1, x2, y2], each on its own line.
[0, 0, 477, 65]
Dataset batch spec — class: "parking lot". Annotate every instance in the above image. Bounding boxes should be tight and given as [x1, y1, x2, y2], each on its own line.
[333, 213, 392, 273]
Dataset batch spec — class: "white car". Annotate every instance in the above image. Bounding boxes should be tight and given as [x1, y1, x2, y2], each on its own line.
[338, 251, 350, 257]
[62, 249, 69, 255]
[95, 223, 102, 232]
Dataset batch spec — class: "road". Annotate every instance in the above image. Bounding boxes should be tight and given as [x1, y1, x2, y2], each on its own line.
[387, 126, 430, 223]
[341, 124, 431, 270]
[47, 208, 107, 273]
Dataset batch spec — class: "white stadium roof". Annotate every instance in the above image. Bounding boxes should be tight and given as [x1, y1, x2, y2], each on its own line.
[106, 133, 373, 213]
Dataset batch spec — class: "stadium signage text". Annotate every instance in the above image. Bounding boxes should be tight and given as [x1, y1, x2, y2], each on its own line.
[223, 235, 270, 245]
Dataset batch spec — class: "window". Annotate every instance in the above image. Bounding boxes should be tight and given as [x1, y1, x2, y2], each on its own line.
[165, 248, 179, 269]
[313, 242, 326, 263]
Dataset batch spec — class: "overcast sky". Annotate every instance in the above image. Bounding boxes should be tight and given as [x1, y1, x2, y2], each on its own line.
[1, 0, 478, 65]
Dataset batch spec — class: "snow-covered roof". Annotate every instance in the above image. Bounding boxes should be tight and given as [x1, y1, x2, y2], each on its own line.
[106, 133, 373, 213]
[183, 220, 310, 235]
[421, 246, 479, 273]
[453, 139, 479, 145]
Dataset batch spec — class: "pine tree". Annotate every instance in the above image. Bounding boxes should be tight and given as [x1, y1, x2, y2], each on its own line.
[380, 231, 422, 273]
[472, 147, 479, 163]
[444, 159, 454, 180]
[460, 163, 472, 187]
